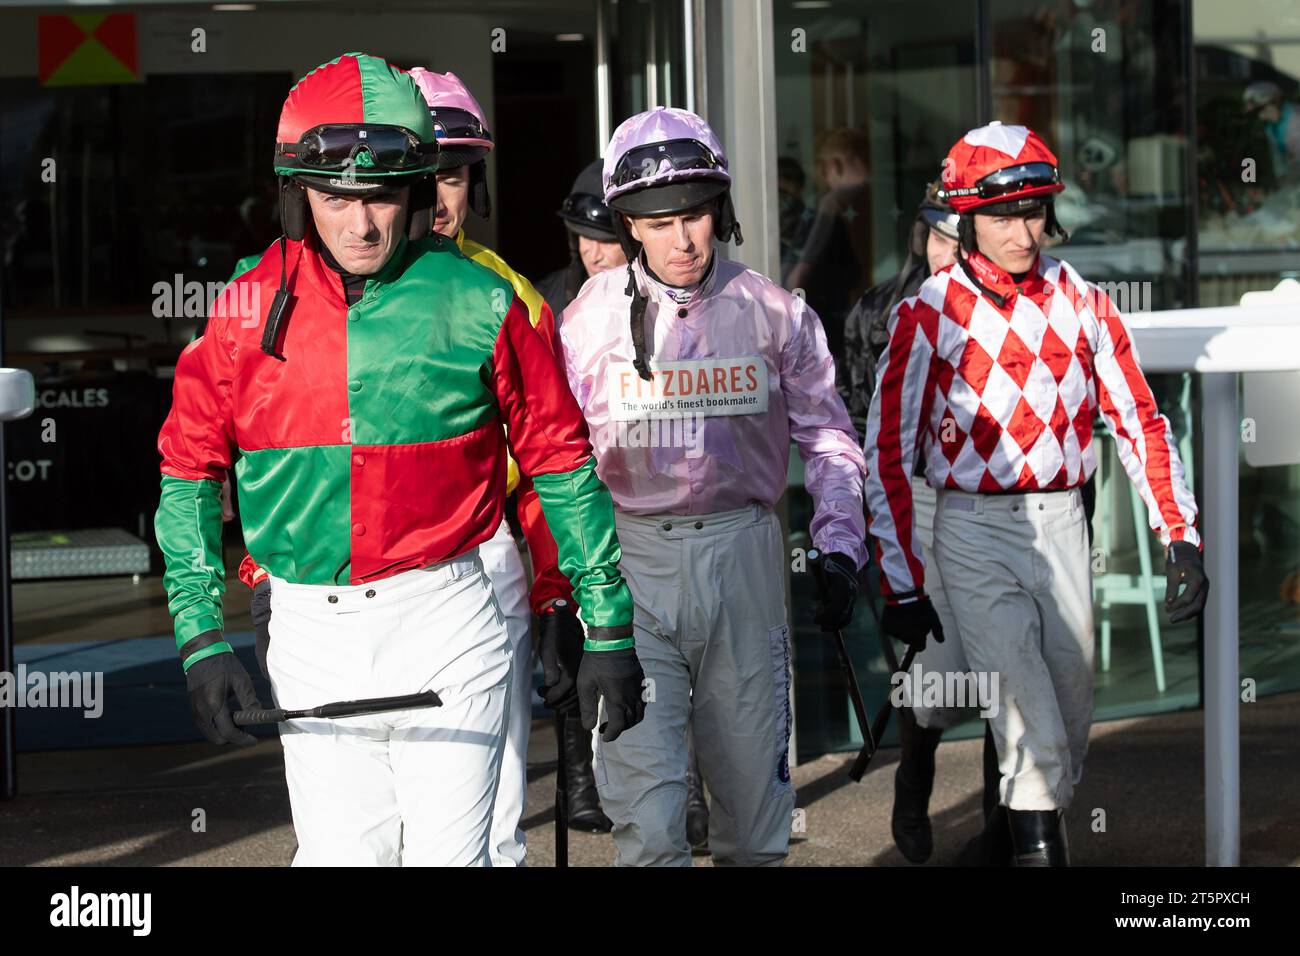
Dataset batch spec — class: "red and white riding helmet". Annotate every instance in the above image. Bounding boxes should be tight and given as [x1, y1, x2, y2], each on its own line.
[937, 122, 1063, 214]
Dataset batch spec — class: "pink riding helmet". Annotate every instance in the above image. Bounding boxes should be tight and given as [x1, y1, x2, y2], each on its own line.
[408, 67, 493, 217]
[407, 68, 493, 150]
[602, 106, 730, 206]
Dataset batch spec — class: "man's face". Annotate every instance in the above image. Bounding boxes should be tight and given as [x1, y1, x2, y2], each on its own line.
[578, 234, 627, 278]
[307, 186, 409, 275]
[926, 228, 958, 275]
[435, 167, 470, 238]
[972, 207, 1046, 274]
[627, 206, 715, 287]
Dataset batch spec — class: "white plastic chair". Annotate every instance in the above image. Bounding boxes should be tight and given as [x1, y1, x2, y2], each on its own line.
[1092, 431, 1167, 693]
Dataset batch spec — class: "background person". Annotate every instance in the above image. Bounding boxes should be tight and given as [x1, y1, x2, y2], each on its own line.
[843, 181, 969, 865]
[535, 160, 628, 320]
[411, 68, 624, 849]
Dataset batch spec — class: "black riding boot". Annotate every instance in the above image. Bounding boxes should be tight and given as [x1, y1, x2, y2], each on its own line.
[981, 720, 1000, 821]
[891, 707, 943, 863]
[1008, 809, 1070, 867]
[559, 714, 613, 833]
[956, 722, 1012, 866]
[686, 729, 709, 848]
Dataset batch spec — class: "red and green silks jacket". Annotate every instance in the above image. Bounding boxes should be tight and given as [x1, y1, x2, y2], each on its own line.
[230, 232, 575, 614]
[156, 231, 631, 669]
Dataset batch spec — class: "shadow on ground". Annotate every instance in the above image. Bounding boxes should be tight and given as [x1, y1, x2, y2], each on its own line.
[4, 692, 1297, 866]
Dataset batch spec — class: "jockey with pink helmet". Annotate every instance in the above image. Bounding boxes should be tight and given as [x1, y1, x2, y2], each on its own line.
[407, 68, 494, 219]
[557, 106, 868, 866]
[408, 66, 621, 863]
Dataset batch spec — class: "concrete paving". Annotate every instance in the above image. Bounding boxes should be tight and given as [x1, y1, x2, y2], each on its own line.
[3, 692, 1297, 867]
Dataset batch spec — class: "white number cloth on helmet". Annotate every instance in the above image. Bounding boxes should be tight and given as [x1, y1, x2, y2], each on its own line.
[266, 553, 511, 866]
[963, 122, 1031, 158]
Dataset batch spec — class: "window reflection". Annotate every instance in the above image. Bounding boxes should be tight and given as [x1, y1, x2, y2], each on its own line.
[1196, 0, 1300, 263]
[772, 0, 1283, 758]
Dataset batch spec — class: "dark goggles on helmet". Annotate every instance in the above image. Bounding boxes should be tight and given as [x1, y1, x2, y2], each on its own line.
[560, 193, 612, 227]
[428, 107, 492, 144]
[276, 124, 439, 173]
[608, 138, 725, 190]
[938, 162, 1060, 201]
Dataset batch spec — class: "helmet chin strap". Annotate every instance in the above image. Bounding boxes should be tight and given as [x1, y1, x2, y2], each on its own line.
[468, 160, 491, 219]
[1043, 200, 1069, 243]
[261, 235, 296, 360]
[626, 262, 653, 382]
[955, 216, 1007, 309]
[611, 209, 653, 381]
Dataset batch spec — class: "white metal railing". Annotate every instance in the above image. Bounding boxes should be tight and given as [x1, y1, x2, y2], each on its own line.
[1130, 293, 1300, 866]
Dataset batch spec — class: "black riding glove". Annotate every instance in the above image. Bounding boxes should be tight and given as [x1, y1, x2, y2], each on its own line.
[1165, 540, 1209, 623]
[813, 551, 859, 632]
[537, 599, 585, 715]
[250, 578, 273, 680]
[185, 644, 262, 747]
[881, 595, 946, 653]
[577, 636, 646, 743]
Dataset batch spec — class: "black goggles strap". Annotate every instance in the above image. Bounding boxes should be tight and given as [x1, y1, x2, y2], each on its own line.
[276, 126, 437, 171]
[939, 162, 1059, 201]
[610, 139, 722, 189]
